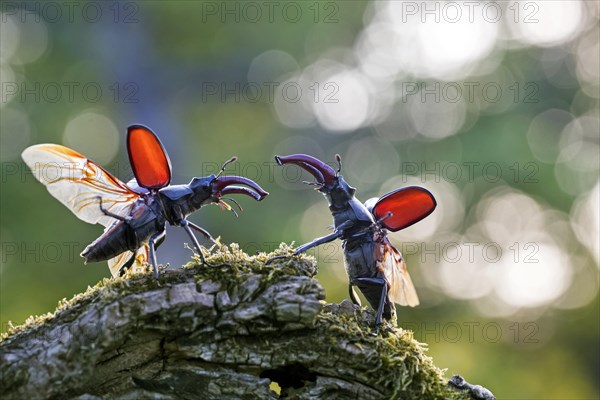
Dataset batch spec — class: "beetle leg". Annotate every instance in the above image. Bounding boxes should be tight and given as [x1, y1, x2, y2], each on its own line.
[118, 253, 136, 276]
[149, 230, 166, 279]
[267, 220, 354, 264]
[266, 230, 344, 265]
[180, 219, 208, 265]
[375, 281, 388, 329]
[293, 220, 354, 254]
[349, 284, 361, 306]
[353, 277, 388, 332]
[155, 230, 166, 249]
[186, 221, 218, 245]
[96, 196, 130, 222]
[293, 231, 342, 254]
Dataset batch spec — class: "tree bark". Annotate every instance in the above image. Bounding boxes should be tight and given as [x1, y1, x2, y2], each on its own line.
[1, 244, 472, 400]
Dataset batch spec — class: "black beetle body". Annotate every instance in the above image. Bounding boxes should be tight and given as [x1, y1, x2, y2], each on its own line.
[23, 125, 269, 279]
[271, 154, 436, 328]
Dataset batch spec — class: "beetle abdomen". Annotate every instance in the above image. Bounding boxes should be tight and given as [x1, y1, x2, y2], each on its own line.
[344, 235, 395, 320]
[81, 198, 166, 263]
[81, 220, 137, 262]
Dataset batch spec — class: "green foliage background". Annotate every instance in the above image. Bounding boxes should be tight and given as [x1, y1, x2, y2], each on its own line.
[0, 2, 598, 398]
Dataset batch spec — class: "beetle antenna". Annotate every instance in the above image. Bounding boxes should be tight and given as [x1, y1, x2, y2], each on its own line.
[335, 154, 342, 175]
[216, 156, 237, 179]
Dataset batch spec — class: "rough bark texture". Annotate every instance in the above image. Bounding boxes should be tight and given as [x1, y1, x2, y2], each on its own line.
[1, 244, 470, 400]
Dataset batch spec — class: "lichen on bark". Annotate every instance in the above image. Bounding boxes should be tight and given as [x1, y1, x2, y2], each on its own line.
[1, 243, 469, 400]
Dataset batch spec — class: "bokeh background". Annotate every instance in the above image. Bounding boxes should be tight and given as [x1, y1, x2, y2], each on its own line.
[1, 1, 598, 398]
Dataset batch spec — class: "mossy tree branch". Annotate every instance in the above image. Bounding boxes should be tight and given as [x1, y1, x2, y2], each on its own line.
[1, 244, 489, 400]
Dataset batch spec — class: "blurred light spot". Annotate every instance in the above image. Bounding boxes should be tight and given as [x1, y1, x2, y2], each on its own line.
[473, 295, 520, 319]
[380, 0, 499, 80]
[558, 115, 600, 170]
[556, 254, 599, 309]
[543, 209, 581, 250]
[493, 241, 572, 308]
[539, 47, 578, 90]
[374, 103, 419, 142]
[0, 65, 16, 107]
[63, 111, 119, 165]
[0, 15, 19, 63]
[362, 77, 396, 126]
[313, 69, 371, 132]
[437, 235, 494, 300]
[0, 106, 31, 162]
[570, 182, 600, 267]
[470, 188, 582, 312]
[477, 188, 544, 245]
[570, 89, 597, 116]
[355, 22, 403, 79]
[248, 49, 300, 84]
[416, 15, 498, 79]
[274, 58, 356, 130]
[273, 75, 316, 129]
[474, 67, 519, 116]
[527, 109, 574, 163]
[10, 16, 48, 64]
[554, 165, 598, 197]
[408, 94, 467, 139]
[510, 1, 583, 47]
[344, 138, 400, 190]
[554, 115, 600, 195]
[575, 27, 600, 98]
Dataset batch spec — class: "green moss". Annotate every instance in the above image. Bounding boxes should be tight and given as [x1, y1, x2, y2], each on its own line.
[315, 307, 467, 400]
[0, 243, 466, 399]
[0, 243, 313, 342]
[184, 241, 317, 286]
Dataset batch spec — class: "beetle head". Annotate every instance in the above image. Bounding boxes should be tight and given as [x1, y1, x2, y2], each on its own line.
[190, 157, 268, 215]
[189, 175, 217, 207]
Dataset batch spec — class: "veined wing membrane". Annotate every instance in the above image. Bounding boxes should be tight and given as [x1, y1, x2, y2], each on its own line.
[376, 237, 419, 307]
[107, 243, 149, 277]
[22, 144, 139, 227]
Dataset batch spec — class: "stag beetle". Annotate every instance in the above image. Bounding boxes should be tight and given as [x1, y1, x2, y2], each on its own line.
[269, 154, 436, 329]
[22, 125, 268, 278]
